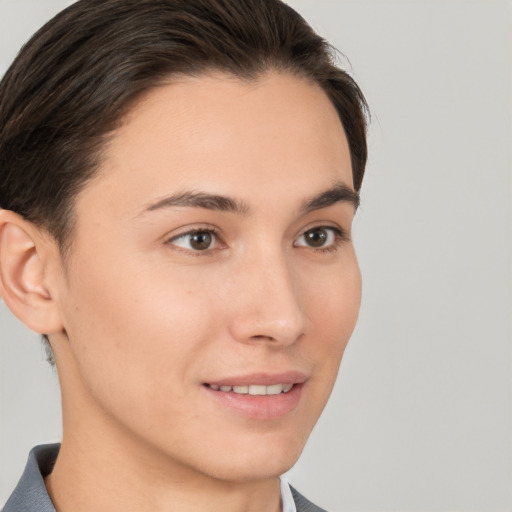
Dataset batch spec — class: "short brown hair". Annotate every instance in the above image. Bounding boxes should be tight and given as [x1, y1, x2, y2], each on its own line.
[0, 0, 368, 361]
[0, 0, 368, 253]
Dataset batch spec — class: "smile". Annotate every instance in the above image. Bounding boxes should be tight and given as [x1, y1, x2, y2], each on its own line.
[204, 380, 304, 420]
[206, 383, 294, 395]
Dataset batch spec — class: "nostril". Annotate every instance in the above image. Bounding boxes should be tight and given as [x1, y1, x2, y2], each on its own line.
[251, 334, 275, 341]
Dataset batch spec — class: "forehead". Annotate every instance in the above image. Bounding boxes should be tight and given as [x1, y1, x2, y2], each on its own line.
[77, 71, 352, 216]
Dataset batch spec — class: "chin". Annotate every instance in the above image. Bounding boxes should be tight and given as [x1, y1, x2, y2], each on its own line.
[202, 454, 300, 483]
[192, 428, 311, 482]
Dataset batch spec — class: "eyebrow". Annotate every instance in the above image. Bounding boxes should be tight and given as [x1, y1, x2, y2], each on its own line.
[141, 182, 359, 217]
[300, 183, 360, 213]
[143, 191, 250, 215]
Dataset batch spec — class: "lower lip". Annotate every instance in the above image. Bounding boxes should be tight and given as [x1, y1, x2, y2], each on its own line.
[203, 383, 304, 420]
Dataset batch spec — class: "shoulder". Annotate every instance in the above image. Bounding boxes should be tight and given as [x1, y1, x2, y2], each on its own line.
[291, 486, 328, 512]
[2, 444, 59, 512]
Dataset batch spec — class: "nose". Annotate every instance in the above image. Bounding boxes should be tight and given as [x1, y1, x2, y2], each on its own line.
[228, 251, 306, 346]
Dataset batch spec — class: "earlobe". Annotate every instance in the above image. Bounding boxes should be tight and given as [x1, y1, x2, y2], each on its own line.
[0, 209, 64, 335]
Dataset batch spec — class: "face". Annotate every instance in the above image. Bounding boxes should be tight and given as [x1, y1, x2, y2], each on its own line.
[50, 72, 362, 482]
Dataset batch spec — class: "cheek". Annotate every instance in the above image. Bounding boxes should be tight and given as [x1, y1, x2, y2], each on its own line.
[302, 255, 362, 384]
[304, 253, 362, 338]
[59, 254, 221, 411]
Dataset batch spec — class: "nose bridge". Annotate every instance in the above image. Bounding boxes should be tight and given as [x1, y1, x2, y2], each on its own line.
[229, 245, 306, 345]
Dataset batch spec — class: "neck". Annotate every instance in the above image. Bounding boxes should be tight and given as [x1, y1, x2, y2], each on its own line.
[45, 429, 282, 512]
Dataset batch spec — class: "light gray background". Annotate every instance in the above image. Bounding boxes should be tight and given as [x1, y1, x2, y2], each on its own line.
[1, 1, 511, 510]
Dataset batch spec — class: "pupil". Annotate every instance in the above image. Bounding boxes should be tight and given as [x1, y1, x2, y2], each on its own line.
[191, 232, 212, 250]
[306, 228, 327, 247]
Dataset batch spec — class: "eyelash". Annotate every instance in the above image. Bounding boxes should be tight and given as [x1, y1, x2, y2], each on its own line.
[166, 226, 224, 257]
[166, 225, 348, 255]
[294, 226, 348, 253]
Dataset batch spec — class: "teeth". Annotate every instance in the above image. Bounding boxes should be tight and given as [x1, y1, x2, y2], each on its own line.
[248, 385, 266, 395]
[208, 383, 294, 395]
[266, 384, 284, 395]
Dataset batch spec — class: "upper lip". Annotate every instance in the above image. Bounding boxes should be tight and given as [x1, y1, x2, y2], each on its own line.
[205, 371, 308, 387]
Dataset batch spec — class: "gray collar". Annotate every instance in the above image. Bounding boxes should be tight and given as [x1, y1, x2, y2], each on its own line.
[3, 444, 58, 512]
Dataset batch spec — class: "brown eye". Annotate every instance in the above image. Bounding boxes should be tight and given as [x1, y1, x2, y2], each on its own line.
[294, 226, 341, 250]
[169, 229, 218, 251]
[189, 231, 213, 250]
[304, 228, 329, 247]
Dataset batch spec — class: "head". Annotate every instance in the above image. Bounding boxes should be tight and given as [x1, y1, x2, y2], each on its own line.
[0, 0, 368, 482]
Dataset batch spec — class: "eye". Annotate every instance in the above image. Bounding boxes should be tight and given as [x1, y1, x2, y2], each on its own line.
[294, 226, 343, 250]
[168, 229, 220, 252]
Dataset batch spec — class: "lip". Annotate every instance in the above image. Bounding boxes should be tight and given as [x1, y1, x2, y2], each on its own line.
[204, 371, 307, 387]
[203, 371, 307, 420]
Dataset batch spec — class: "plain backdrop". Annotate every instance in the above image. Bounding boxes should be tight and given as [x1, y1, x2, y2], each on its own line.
[1, 1, 511, 511]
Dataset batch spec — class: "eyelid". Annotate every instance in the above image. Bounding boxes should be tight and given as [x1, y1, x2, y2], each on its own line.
[293, 224, 349, 251]
[163, 222, 349, 255]
[165, 225, 225, 254]
[298, 221, 349, 239]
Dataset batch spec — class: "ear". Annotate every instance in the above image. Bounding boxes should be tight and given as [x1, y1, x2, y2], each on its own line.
[0, 209, 64, 335]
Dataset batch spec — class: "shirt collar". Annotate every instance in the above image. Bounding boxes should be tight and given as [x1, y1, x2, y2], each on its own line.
[280, 475, 298, 512]
[3, 444, 58, 512]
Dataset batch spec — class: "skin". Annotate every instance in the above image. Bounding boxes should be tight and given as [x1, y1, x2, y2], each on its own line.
[0, 72, 361, 512]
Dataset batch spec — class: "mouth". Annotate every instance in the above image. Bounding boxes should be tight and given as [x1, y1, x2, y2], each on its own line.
[202, 373, 306, 420]
[205, 383, 294, 395]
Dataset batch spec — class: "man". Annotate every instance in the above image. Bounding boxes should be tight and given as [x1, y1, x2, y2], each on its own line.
[0, 1, 368, 510]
